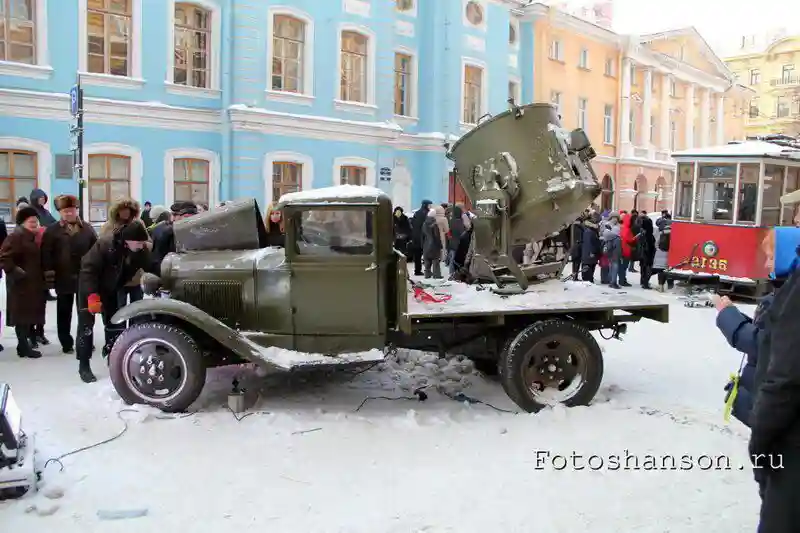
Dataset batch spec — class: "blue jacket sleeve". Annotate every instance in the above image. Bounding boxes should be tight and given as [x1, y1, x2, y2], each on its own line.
[716, 306, 760, 359]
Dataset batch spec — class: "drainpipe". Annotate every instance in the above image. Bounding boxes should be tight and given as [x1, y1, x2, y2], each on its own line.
[220, 0, 234, 202]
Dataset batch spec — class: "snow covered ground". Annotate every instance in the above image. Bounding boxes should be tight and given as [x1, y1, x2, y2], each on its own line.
[0, 274, 760, 532]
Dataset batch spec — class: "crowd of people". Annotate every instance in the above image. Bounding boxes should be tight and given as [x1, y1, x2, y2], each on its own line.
[0, 192, 202, 383]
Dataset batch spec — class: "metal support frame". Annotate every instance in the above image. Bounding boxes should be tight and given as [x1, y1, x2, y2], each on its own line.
[689, 161, 699, 222]
[755, 160, 766, 226]
[732, 162, 742, 225]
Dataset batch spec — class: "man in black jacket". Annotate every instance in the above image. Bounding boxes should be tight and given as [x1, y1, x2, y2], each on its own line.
[77, 222, 157, 382]
[408, 200, 432, 276]
[151, 201, 197, 271]
[749, 266, 800, 532]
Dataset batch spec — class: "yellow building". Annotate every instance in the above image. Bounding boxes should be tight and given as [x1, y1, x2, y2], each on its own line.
[725, 35, 800, 137]
[521, 3, 751, 212]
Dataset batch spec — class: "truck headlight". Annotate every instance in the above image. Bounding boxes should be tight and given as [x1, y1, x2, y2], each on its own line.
[0, 383, 22, 452]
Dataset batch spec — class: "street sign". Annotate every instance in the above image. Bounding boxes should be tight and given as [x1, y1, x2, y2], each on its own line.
[70, 85, 79, 116]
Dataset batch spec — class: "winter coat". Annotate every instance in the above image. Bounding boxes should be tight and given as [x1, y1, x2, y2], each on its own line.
[637, 217, 656, 267]
[141, 208, 153, 227]
[99, 197, 142, 237]
[620, 215, 638, 260]
[151, 221, 176, 270]
[601, 222, 622, 262]
[29, 188, 57, 227]
[569, 219, 583, 260]
[410, 201, 431, 248]
[433, 205, 449, 253]
[421, 215, 443, 259]
[453, 227, 473, 270]
[79, 233, 157, 299]
[580, 223, 602, 264]
[393, 208, 411, 252]
[0, 218, 7, 250]
[41, 219, 98, 295]
[652, 218, 671, 270]
[265, 221, 285, 247]
[448, 205, 467, 251]
[0, 227, 46, 326]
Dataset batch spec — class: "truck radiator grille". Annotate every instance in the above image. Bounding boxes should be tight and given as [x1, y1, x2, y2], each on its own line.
[179, 281, 243, 326]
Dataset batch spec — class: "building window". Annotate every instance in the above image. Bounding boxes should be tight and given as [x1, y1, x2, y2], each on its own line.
[782, 64, 794, 84]
[603, 104, 613, 144]
[0, 0, 35, 64]
[272, 162, 302, 201]
[173, 158, 209, 204]
[777, 96, 790, 118]
[340, 165, 366, 186]
[600, 174, 613, 211]
[87, 0, 132, 76]
[550, 90, 561, 116]
[87, 154, 131, 223]
[793, 96, 800, 116]
[604, 57, 614, 76]
[462, 64, 483, 124]
[749, 68, 760, 85]
[669, 77, 676, 96]
[577, 98, 587, 129]
[549, 39, 562, 61]
[340, 30, 368, 103]
[271, 14, 305, 93]
[629, 109, 635, 143]
[670, 120, 676, 151]
[394, 52, 412, 116]
[749, 98, 759, 118]
[173, 3, 211, 88]
[578, 48, 588, 69]
[396, 0, 413, 11]
[0, 149, 36, 223]
[465, 1, 483, 26]
[508, 80, 519, 103]
[508, 22, 516, 45]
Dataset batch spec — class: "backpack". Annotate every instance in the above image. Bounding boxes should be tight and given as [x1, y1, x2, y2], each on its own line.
[658, 228, 670, 252]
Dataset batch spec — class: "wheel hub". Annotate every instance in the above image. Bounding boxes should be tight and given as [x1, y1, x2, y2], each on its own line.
[125, 341, 184, 399]
[523, 336, 584, 398]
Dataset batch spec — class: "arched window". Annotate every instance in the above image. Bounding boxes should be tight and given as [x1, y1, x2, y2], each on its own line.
[633, 175, 647, 211]
[654, 176, 668, 212]
[340, 166, 366, 185]
[600, 174, 613, 211]
[173, 158, 210, 204]
[88, 154, 131, 222]
[0, 149, 37, 223]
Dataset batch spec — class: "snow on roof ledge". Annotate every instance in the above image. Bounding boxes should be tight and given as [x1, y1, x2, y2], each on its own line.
[672, 140, 800, 159]
[278, 185, 388, 204]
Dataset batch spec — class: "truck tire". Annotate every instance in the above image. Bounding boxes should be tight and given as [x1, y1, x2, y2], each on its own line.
[500, 319, 603, 413]
[108, 322, 206, 413]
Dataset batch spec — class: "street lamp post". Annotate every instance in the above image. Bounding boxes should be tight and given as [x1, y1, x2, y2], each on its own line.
[69, 74, 85, 220]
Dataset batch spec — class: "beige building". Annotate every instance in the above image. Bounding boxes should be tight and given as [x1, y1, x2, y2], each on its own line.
[725, 35, 800, 137]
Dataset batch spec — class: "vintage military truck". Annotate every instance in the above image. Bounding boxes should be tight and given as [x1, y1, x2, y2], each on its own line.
[109, 103, 669, 413]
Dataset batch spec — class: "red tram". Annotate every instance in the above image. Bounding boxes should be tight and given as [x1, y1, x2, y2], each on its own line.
[666, 136, 800, 298]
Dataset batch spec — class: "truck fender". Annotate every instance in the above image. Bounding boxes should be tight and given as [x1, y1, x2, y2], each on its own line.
[110, 299, 279, 370]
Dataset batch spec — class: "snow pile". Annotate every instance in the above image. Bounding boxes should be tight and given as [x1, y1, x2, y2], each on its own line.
[378, 349, 478, 397]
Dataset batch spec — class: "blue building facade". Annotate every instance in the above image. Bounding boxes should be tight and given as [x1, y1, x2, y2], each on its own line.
[0, 0, 530, 224]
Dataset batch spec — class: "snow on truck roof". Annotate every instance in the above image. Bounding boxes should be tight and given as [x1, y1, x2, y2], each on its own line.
[277, 185, 389, 205]
[672, 140, 800, 159]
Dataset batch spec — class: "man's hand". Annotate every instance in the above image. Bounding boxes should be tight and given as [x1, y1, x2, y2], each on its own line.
[87, 293, 102, 314]
[711, 294, 733, 311]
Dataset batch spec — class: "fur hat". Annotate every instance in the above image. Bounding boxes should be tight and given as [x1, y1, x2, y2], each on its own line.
[54, 194, 79, 211]
[170, 201, 198, 217]
[16, 206, 38, 225]
[120, 221, 149, 242]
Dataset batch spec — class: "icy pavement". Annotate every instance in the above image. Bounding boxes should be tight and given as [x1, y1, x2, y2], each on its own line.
[0, 275, 760, 532]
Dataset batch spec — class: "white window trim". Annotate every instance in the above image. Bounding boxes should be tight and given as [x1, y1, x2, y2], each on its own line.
[508, 75, 521, 104]
[549, 40, 562, 61]
[0, 137, 52, 212]
[164, 148, 220, 208]
[578, 97, 588, 130]
[603, 105, 614, 144]
[393, 46, 418, 126]
[395, 0, 417, 17]
[78, 0, 144, 89]
[82, 143, 142, 221]
[604, 57, 614, 77]
[0, 0, 52, 79]
[165, 0, 222, 99]
[264, 151, 314, 207]
[579, 48, 589, 69]
[266, 5, 315, 106]
[460, 57, 488, 128]
[462, 0, 487, 32]
[509, 18, 520, 50]
[332, 156, 376, 187]
[334, 23, 377, 115]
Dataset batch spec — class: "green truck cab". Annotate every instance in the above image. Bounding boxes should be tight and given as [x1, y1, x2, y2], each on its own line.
[108, 103, 669, 414]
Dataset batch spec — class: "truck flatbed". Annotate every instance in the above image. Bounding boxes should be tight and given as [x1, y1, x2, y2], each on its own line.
[406, 279, 669, 323]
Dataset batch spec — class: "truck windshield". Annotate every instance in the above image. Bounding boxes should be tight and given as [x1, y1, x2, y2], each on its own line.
[293, 208, 374, 256]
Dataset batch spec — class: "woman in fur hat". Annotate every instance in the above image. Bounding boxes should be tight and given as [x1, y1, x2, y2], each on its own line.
[100, 197, 150, 308]
[0, 206, 46, 358]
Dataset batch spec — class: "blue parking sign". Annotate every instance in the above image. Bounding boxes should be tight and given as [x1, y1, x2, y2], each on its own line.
[70, 85, 79, 116]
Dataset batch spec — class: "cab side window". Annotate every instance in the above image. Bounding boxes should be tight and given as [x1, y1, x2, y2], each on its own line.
[293, 208, 374, 256]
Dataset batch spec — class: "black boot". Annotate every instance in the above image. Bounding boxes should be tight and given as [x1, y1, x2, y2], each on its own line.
[16, 327, 41, 359]
[78, 360, 97, 383]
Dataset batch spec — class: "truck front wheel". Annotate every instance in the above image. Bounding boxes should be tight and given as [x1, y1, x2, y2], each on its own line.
[108, 322, 207, 413]
[500, 319, 603, 413]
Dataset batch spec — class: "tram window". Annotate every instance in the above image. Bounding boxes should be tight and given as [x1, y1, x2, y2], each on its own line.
[762, 165, 785, 227]
[782, 167, 799, 225]
[695, 164, 736, 222]
[738, 164, 759, 223]
[675, 163, 693, 218]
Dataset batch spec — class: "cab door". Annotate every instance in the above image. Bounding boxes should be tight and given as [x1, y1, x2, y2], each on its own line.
[287, 205, 384, 353]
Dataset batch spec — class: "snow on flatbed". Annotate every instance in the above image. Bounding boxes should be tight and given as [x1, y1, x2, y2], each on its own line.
[407, 279, 668, 317]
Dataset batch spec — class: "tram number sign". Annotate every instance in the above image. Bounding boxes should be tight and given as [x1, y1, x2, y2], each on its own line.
[689, 256, 728, 272]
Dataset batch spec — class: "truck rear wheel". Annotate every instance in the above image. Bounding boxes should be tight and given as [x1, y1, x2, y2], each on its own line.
[108, 322, 207, 413]
[500, 319, 603, 413]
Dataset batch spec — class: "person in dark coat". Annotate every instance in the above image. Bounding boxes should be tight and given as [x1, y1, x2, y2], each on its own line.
[748, 266, 800, 533]
[29, 188, 57, 227]
[264, 204, 285, 247]
[421, 210, 443, 279]
[0, 206, 46, 358]
[447, 205, 467, 276]
[409, 199, 432, 276]
[601, 212, 622, 289]
[580, 214, 602, 282]
[392, 206, 411, 254]
[569, 214, 585, 280]
[41, 195, 98, 378]
[140, 201, 153, 227]
[79, 222, 158, 365]
[637, 216, 656, 289]
[151, 201, 198, 270]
